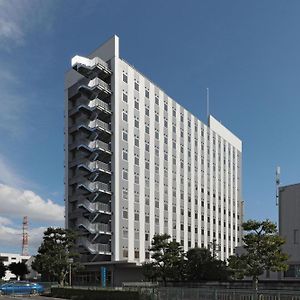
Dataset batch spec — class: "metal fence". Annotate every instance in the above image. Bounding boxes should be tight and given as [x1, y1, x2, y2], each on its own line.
[132, 288, 300, 300]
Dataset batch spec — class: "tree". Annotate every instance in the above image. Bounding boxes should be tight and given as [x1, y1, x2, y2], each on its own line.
[142, 234, 185, 285]
[0, 262, 6, 278]
[228, 219, 288, 291]
[185, 248, 230, 281]
[8, 262, 29, 280]
[32, 227, 82, 285]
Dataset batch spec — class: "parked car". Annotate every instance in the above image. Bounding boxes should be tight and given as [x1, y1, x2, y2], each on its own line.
[0, 281, 44, 295]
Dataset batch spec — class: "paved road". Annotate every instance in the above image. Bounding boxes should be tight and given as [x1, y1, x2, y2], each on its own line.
[0, 296, 66, 300]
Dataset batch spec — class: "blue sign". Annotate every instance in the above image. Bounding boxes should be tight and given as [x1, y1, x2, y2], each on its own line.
[101, 267, 107, 288]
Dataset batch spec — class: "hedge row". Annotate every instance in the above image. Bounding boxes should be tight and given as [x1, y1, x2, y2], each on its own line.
[51, 287, 140, 300]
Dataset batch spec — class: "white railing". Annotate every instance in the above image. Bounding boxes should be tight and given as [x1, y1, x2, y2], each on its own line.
[88, 77, 110, 91]
[88, 140, 111, 152]
[89, 119, 111, 132]
[77, 218, 111, 234]
[86, 161, 111, 172]
[79, 181, 111, 193]
[77, 237, 111, 254]
[69, 139, 111, 154]
[72, 55, 110, 71]
[78, 199, 110, 213]
[89, 98, 110, 112]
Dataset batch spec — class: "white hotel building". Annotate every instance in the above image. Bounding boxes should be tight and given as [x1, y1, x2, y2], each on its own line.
[65, 35, 243, 284]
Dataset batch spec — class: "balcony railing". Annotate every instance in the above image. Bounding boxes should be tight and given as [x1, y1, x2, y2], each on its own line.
[87, 161, 111, 173]
[71, 55, 112, 79]
[78, 199, 111, 214]
[68, 98, 111, 116]
[88, 78, 110, 92]
[90, 98, 111, 112]
[78, 181, 111, 194]
[77, 217, 111, 234]
[70, 119, 111, 134]
[77, 237, 111, 255]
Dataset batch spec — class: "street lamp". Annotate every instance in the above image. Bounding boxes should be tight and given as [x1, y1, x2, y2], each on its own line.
[68, 258, 74, 286]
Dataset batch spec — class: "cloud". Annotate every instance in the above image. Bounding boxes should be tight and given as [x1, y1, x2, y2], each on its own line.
[0, 216, 12, 226]
[0, 220, 46, 253]
[0, 184, 64, 222]
[0, 0, 56, 50]
[0, 67, 27, 137]
[0, 154, 25, 187]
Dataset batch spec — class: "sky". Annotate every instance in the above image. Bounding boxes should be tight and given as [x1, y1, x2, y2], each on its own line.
[0, 0, 299, 255]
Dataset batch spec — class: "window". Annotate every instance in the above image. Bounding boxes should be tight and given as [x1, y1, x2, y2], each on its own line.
[134, 156, 139, 165]
[122, 131, 128, 141]
[145, 89, 149, 98]
[164, 103, 168, 111]
[145, 107, 149, 116]
[145, 143, 150, 152]
[123, 229, 128, 237]
[122, 111, 128, 122]
[122, 92, 128, 102]
[122, 150, 128, 161]
[134, 81, 139, 91]
[155, 114, 159, 122]
[123, 249, 128, 258]
[134, 194, 139, 203]
[134, 251, 139, 259]
[134, 231, 139, 240]
[135, 213, 139, 221]
[135, 119, 139, 128]
[135, 175, 139, 184]
[135, 137, 139, 147]
[145, 125, 150, 134]
[155, 131, 159, 139]
[134, 101, 139, 110]
[145, 233, 149, 241]
[155, 96, 159, 105]
[122, 73, 128, 83]
[122, 189, 128, 200]
[122, 170, 128, 180]
[145, 161, 149, 169]
[123, 210, 128, 219]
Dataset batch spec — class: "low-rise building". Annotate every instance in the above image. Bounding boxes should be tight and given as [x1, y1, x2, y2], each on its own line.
[0, 253, 30, 281]
[279, 183, 300, 279]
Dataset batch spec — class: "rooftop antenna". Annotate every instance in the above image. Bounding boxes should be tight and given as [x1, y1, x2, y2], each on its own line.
[275, 166, 280, 206]
[22, 216, 29, 256]
[206, 88, 210, 119]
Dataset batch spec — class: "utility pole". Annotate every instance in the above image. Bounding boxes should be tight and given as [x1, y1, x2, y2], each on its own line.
[275, 166, 280, 206]
[22, 216, 29, 256]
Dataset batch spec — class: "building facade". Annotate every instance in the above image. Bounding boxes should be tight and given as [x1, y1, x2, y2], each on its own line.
[279, 183, 300, 278]
[65, 36, 243, 279]
[0, 253, 30, 281]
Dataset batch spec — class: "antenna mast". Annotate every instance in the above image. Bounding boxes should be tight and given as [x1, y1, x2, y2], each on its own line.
[206, 88, 210, 119]
[275, 167, 280, 206]
[22, 216, 29, 256]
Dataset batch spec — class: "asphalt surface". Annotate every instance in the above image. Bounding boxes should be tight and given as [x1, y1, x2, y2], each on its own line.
[0, 296, 66, 300]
